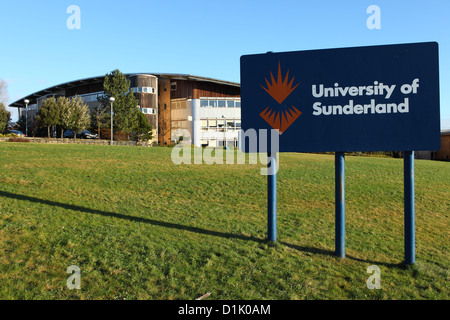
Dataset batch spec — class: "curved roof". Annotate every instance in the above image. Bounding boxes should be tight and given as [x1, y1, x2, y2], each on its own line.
[10, 73, 240, 108]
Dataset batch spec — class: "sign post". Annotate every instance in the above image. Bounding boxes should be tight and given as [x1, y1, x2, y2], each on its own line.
[268, 152, 277, 242]
[404, 151, 415, 264]
[335, 152, 345, 258]
[240, 42, 440, 264]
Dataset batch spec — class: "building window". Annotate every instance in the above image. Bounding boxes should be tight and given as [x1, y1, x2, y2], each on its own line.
[132, 87, 155, 94]
[217, 119, 225, 132]
[141, 108, 155, 114]
[171, 100, 187, 110]
[77, 91, 104, 103]
[209, 119, 217, 128]
[199, 98, 240, 108]
[170, 82, 177, 91]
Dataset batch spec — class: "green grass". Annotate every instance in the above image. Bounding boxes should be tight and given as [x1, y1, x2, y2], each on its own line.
[0, 142, 448, 300]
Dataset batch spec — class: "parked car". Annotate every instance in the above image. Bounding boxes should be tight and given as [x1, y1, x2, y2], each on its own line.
[63, 129, 98, 139]
[63, 130, 75, 138]
[79, 130, 98, 139]
[8, 130, 25, 137]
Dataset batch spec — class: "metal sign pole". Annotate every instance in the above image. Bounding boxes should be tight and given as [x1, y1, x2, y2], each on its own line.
[335, 152, 345, 258]
[404, 151, 415, 264]
[268, 152, 277, 242]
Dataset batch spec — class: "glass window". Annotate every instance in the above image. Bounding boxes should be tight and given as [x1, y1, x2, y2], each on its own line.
[200, 100, 208, 107]
[227, 100, 234, 108]
[209, 120, 217, 128]
[235, 121, 241, 128]
[227, 121, 235, 128]
[218, 119, 225, 132]
[235, 101, 241, 108]
[209, 100, 217, 107]
[201, 120, 208, 128]
[218, 100, 226, 108]
[143, 87, 148, 93]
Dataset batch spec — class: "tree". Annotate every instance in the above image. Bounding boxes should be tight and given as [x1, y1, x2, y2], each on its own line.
[133, 112, 153, 141]
[30, 115, 42, 137]
[63, 96, 91, 139]
[97, 69, 140, 136]
[0, 80, 10, 133]
[91, 103, 108, 139]
[36, 96, 60, 138]
[59, 96, 90, 140]
[0, 102, 11, 133]
[0, 80, 8, 105]
[56, 96, 70, 138]
[17, 114, 27, 133]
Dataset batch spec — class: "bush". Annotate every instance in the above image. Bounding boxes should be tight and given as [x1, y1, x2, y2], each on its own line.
[8, 137, 30, 142]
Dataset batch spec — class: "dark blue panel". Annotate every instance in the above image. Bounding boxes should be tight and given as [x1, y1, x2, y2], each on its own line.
[240, 42, 440, 152]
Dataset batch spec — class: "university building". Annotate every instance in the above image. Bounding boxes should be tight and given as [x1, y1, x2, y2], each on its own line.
[10, 73, 241, 147]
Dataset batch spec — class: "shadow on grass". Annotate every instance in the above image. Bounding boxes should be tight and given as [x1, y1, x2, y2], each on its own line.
[282, 242, 405, 268]
[0, 190, 265, 244]
[0, 190, 404, 268]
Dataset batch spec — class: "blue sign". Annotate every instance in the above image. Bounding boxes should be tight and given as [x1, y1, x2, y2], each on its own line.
[240, 42, 440, 152]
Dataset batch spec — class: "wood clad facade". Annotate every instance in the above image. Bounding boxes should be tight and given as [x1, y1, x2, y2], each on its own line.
[158, 78, 171, 145]
[170, 80, 240, 100]
[130, 75, 157, 89]
[131, 75, 158, 129]
[193, 80, 240, 99]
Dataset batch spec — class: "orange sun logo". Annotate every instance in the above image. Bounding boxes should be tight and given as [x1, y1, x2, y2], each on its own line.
[259, 62, 302, 134]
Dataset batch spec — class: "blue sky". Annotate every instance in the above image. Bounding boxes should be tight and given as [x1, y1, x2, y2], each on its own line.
[1, 0, 449, 128]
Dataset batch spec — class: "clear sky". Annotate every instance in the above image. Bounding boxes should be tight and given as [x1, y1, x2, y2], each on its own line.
[1, 0, 449, 128]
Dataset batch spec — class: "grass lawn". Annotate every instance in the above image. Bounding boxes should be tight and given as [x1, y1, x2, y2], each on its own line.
[0, 142, 448, 300]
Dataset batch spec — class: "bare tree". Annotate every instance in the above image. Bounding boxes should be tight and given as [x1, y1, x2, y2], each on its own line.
[0, 79, 9, 105]
[92, 103, 107, 139]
